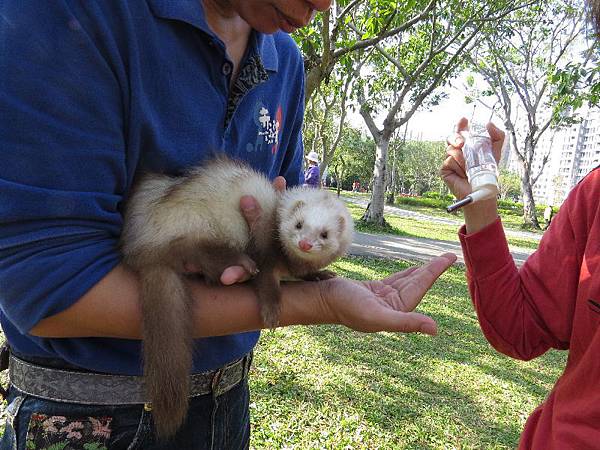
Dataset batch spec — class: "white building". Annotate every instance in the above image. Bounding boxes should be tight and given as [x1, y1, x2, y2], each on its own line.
[510, 108, 600, 206]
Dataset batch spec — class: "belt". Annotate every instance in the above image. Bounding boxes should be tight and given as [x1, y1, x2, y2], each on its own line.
[8, 353, 252, 405]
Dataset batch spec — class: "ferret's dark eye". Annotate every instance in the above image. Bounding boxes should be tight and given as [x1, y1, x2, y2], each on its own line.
[321, 231, 328, 239]
[296, 222, 303, 229]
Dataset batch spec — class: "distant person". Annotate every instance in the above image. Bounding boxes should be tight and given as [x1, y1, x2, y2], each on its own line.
[304, 151, 321, 188]
[440, 2, 600, 444]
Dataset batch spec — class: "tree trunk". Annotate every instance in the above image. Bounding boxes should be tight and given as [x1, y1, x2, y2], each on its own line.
[386, 141, 396, 205]
[507, 123, 541, 229]
[362, 137, 389, 226]
[521, 171, 540, 228]
[304, 67, 324, 105]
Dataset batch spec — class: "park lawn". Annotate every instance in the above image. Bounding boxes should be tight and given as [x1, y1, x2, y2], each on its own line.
[250, 256, 565, 449]
[344, 203, 540, 251]
[337, 189, 544, 238]
[391, 202, 543, 234]
[0, 257, 563, 448]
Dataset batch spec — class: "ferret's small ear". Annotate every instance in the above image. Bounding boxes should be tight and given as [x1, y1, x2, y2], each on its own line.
[292, 200, 305, 213]
[337, 216, 345, 233]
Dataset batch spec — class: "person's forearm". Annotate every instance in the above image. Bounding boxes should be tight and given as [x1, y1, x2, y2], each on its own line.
[189, 278, 327, 336]
[463, 198, 499, 234]
[29, 264, 329, 339]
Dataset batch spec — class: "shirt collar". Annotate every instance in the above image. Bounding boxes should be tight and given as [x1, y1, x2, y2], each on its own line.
[147, 0, 279, 72]
[254, 33, 278, 72]
[147, 0, 210, 33]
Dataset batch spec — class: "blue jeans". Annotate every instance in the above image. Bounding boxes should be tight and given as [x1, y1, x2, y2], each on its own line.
[0, 377, 250, 450]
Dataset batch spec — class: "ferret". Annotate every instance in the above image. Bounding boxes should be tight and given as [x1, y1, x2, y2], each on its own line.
[120, 155, 353, 438]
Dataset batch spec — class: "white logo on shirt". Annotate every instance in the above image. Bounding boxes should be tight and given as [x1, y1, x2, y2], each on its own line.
[258, 107, 279, 146]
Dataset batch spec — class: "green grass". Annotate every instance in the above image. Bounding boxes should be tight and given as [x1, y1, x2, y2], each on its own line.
[344, 203, 540, 250]
[0, 257, 563, 448]
[390, 198, 547, 234]
[250, 256, 565, 449]
[336, 189, 545, 239]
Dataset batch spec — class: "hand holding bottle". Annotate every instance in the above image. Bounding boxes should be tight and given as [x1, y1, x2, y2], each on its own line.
[440, 118, 505, 233]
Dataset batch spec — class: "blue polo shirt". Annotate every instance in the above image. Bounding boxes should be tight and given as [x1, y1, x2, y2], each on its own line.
[0, 1, 305, 375]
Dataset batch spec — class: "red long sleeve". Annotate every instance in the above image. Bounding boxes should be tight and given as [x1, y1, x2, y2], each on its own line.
[459, 167, 600, 449]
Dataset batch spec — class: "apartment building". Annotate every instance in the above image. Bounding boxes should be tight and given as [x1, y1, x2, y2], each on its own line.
[518, 108, 600, 206]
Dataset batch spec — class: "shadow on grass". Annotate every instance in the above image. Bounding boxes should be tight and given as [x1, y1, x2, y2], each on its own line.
[251, 255, 565, 448]
[254, 325, 528, 448]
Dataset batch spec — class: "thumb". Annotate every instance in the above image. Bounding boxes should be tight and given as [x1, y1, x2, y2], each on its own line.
[486, 121, 505, 143]
[486, 122, 505, 162]
[240, 195, 262, 230]
[220, 266, 251, 285]
[412, 254, 456, 292]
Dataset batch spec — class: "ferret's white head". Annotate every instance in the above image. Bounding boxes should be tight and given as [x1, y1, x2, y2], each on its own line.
[278, 188, 353, 264]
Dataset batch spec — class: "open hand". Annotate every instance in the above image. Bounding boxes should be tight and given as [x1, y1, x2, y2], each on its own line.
[317, 253, 457, 335]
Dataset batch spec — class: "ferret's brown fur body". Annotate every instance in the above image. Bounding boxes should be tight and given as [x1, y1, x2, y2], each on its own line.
[120, 156, 352, 438]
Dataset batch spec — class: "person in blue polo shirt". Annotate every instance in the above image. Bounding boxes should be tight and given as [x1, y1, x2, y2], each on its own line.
[0, 1, 456, 448]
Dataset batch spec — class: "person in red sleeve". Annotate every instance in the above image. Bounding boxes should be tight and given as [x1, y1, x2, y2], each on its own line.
[440, 4, 600, 448]
[441, 21, 598, 450]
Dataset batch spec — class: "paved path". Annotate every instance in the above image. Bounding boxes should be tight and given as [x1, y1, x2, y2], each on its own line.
[342, 197, 537, 266]
[344, 197, 542, 242]
[349, 231, 534, 267]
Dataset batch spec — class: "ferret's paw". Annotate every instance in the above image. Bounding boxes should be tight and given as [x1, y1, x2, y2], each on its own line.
[236, 255, 258, 276]
[300, 270, 337, 281]
[261, 304, 281, 330]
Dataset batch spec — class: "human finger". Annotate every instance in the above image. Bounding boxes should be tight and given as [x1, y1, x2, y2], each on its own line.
[486, 122, 505, 163]
[220, 266, 252, 285]
[406, 254, 456, 287]
[384, 254, 456, 287]
[391, 254, 456, 291]
[240, 195, 262, 231]
[446, 133, 465, 149]
[486, 121, 505, 143]
[273, 176, 286, 192]
[380, 266, 419, 285]
[440, 163, 471, 200]
[443, 149, 467, 179]
[391, 254, 456, 309]
[456, 117, 469, 132]
[367, 309, 438, 336]
[445, 117, 469, 147]
[436, 253, 457, 266]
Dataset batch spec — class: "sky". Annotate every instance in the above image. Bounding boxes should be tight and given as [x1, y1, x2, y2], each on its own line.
[346, 78, 503, 142]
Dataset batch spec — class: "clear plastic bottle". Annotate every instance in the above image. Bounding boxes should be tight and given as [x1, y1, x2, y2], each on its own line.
[447, 123, 498, 212]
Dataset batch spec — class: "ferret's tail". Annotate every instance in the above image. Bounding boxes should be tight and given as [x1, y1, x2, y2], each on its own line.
[252, 262, 282, 329]
[139, 265, 193, 438]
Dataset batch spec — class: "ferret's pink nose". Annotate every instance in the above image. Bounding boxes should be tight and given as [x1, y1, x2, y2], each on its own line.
[298, 240, 313, 252]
